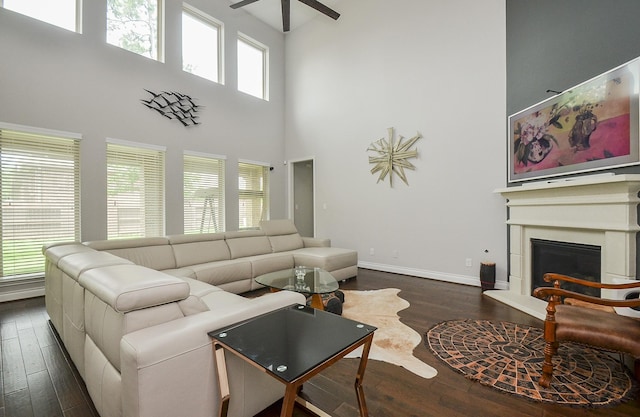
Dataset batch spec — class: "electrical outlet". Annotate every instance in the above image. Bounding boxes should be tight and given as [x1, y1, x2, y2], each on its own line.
[392, 250, 399, 259]
[369, 248, 375, 256]
[465, 258, 472, 267]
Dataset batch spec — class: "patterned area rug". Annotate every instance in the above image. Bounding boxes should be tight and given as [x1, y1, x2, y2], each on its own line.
[426, 319, 638, 407]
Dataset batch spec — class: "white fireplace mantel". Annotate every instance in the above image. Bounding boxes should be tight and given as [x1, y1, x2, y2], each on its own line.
[485, 173, 640, 320]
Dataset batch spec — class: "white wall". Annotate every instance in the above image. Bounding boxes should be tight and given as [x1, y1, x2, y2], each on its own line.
[0, 0, 286, 240]
[284, 0, 508, 286]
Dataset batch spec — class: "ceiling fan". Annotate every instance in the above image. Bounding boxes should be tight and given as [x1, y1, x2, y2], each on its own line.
[230, 0, 340, 32]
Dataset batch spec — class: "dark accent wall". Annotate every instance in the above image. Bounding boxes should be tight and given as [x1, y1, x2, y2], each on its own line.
[507, 0, 640, 117]
[507, 1, 640, 279]
[507, 0, 640, 180]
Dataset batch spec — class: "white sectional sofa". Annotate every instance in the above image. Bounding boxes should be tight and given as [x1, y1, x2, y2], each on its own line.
[43, 219, 357, 417]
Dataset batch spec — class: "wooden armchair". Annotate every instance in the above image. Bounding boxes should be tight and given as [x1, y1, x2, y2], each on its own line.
[532, 273, 640, 388]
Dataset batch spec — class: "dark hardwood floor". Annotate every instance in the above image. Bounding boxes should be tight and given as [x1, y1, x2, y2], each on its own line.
[0, 296, 98, 417]
[0, 268, 638, 416]
[256, 268, 640, 417]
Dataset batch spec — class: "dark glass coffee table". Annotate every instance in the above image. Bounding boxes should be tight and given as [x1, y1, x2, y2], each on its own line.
[209, 304, 376, 417]
[255, 267, 339, 310]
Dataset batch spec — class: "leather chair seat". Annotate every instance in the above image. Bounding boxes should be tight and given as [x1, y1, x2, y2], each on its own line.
[555, 304, 640, 357]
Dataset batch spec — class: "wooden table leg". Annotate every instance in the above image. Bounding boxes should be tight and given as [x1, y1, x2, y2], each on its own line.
[310, 294, 325, 310]
[213, 344, 230, 417]
[354, 333, 374, 417]
[280, 383, 300, 417]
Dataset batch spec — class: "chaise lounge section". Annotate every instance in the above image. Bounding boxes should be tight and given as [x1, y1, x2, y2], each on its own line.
[43, 219, 357, 417]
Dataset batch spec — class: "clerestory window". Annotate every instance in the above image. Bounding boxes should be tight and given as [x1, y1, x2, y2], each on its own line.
[107, 0, 163, 61]
[1, 0, 81, 32]
[182, 4, 223, 84]
[237, 34, 268, 100]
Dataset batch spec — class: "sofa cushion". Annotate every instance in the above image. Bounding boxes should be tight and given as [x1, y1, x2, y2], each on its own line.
[191, 259, 253, 288]
[79, 265, 189, 313]
[292, 247, 358, 272]
[259, 219, 298, 235]
[176, 277, 224, 315]
[58, 251, 133, 280]
[248, 253, 295, 278]
[168, 233, 231, 267]
[267, 234, 304, 252]
[259, 219, 305, 252]
[84, 237, 177, 271]
[225, 230, 272, 259]
[43, 243, 95, 264]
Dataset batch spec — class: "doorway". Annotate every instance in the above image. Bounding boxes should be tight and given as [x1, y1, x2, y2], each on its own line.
[291, 159, 315, 237]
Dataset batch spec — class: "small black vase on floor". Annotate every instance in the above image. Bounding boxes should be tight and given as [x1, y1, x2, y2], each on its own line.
[480, 262, 496, 291]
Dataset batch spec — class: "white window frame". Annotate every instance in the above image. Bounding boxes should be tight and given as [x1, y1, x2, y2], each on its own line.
[183, 151, 226, 234]
[237, 33, 269, 100]
[106, 0, 165, 62]
[0, 0, 82, 33]
[182, 3, 224, 84]
[106, 138, 166, 239]
[238, 159, 270, 230]
[0, 122, 81, 280]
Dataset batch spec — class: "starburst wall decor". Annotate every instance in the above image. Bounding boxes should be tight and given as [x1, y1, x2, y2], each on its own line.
[367, 127, 422, 187]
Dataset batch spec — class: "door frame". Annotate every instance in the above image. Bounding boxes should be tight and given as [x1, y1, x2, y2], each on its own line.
[287, 156, 316, 237]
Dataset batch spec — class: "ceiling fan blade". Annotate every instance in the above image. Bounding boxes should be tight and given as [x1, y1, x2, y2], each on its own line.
[230, 0, 261, 9]
[297, 0, 340, 20]
[282, 0, 291, 32]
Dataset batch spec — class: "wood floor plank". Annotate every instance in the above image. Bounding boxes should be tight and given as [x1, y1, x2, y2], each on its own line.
[40, 344, 85, 411]
[18, 328, 46, 375]
[33, 324, 56, 349]
[27, 370, 63, 417]
[4, 388, 33, 417]
[0, 322, 17, 341]
[2, 338, 27, 394]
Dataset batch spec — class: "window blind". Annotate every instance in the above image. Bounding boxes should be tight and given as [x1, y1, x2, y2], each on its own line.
[238, 161, 269, 229]
[0, 126, 80, 279]
[107, 140, 165, 239]
[184, 153, 225, 233]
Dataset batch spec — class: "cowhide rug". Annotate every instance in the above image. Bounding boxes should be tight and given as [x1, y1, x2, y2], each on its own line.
[341, 288, 437, 379]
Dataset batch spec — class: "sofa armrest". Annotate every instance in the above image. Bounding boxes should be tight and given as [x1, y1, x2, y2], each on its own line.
[79, 264, 190, 313]
[120, 290, 305, 417]
[302, 237, 331, 247]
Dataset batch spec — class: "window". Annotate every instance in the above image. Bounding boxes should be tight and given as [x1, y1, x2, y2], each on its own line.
[238, 161, 269, 229]
[0, 123, 80, 279]
[182, 4, 222, 83]
[184, 152, 225, 233]
[237, 34, 268, 100]
[107, 139, 165, 239]
[107, 0, 163, 61]
[1, 0, 80, 32]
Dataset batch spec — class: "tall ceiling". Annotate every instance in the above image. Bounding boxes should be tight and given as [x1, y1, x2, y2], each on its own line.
[228, 0, 343, 32]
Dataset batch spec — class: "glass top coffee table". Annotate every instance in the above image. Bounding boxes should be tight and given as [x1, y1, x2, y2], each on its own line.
[209, 304, 376, 417]
[255, 267, 339, 310]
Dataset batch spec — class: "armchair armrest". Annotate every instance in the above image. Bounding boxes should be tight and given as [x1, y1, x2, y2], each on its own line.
[543, 272, 640, 290]
[533, 273, 640, 309]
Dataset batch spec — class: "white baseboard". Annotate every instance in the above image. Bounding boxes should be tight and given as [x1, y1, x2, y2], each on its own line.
[0, 277, 45, 302]
[357, 261, 508, 290]
[0, 287, 45, 302]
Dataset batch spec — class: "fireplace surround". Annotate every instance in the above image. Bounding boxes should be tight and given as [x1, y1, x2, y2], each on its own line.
[487, 174, 640, 320]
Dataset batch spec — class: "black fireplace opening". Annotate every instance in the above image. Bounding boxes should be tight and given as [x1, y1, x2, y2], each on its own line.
[531, 239, 601, 298]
